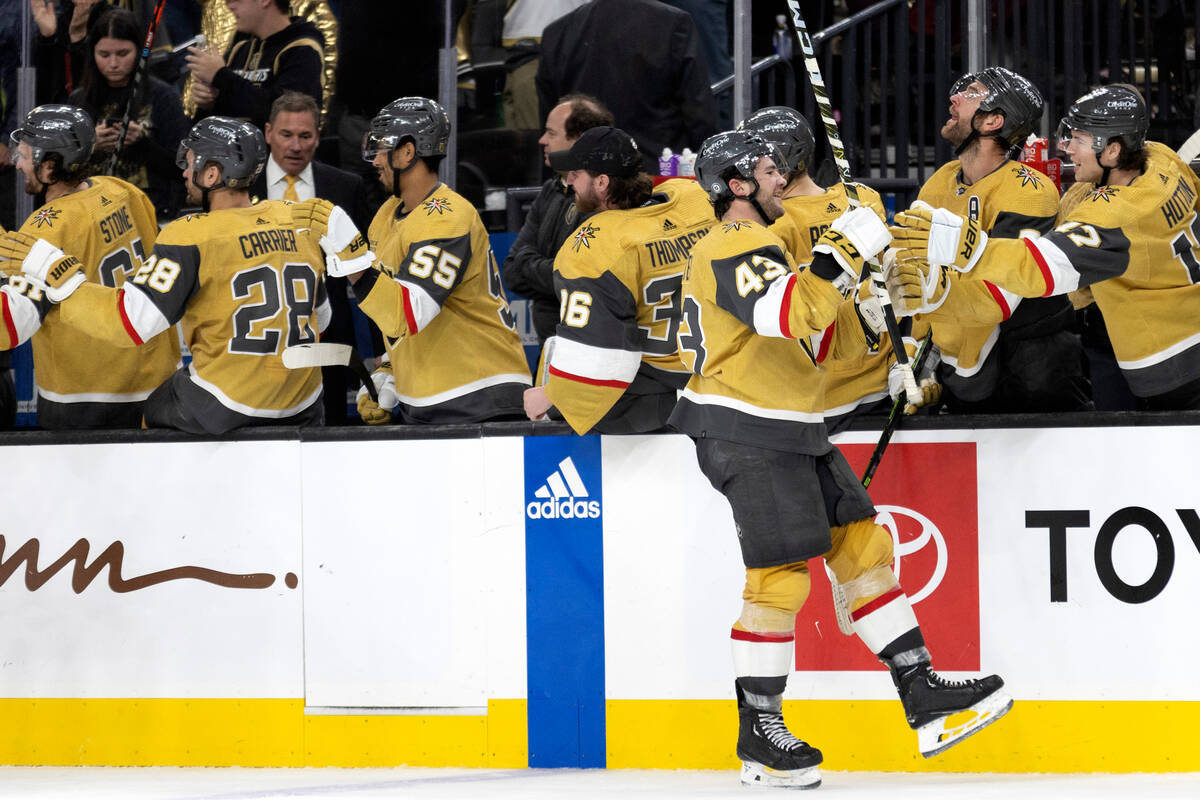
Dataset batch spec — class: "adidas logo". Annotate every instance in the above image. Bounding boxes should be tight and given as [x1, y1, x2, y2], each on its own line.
[663, 219, 677, 231]
[256, 217, 269, 225]
[526, 457, 601, 520]
[826, 202, 840, 213]
[100, 195, 113, 207]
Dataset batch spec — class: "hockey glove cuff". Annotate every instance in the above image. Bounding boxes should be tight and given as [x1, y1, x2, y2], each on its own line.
[2, 232, 85, 303]
[321, 204, 374, 277]
[812, 206, 891, 294]
[890, 200, 988, 273]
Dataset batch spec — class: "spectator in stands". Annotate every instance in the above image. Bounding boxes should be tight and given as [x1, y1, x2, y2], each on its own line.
[185, 0, 324, 130]
[252, 91, 373, 425]
[536, 0, 717, 173]
[69, 6, 190, 219]
[497, 0, 589, 131]
[30, 0, 99, 104]
[502, 94, 611, 347]
[662, 0, 732, 127]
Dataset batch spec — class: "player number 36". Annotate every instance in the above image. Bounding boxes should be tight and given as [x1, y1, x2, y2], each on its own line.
[559, 289, 592, 327]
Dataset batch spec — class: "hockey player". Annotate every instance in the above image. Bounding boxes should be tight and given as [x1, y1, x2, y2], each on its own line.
[896, 67, 1090, 413]
[673, 130, 1012, 788]
[892, 83, 1200, 410]
[3, 116, 346, 434]
[0, 104, 179, 429]
[521, 125, 714, 433]
[345, 97, 531, 424]
[738, 105, 933, 431]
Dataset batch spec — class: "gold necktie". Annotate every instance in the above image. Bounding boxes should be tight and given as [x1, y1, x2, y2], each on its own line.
[283, 174, 300, 202]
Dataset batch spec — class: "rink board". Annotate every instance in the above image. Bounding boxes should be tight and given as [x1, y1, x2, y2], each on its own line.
[1, 427, 1198, 770]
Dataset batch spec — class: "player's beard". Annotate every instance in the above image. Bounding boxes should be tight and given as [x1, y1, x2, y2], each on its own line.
[755, 183, 784, 222]
[941, 111, 968, 148]
[572, 180, 601, 213]
[21, 168, 44, 197]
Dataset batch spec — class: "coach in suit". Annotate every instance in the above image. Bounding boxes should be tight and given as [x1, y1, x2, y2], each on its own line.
[254, 91, 375, 425]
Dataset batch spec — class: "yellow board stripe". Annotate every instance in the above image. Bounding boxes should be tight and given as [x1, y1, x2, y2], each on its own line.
[605, 699, 1200, 772]
[0, 699, 526, 767]
[4, 697, 1197, 771]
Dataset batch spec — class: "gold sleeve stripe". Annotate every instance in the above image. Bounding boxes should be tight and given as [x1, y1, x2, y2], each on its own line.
[275, 39, 326, 85]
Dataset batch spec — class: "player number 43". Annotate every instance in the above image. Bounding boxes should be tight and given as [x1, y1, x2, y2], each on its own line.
[735, 255, 788, 297]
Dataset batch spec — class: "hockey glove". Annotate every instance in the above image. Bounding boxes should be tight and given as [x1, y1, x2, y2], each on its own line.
[0, 231, 85, 302]
[293, 198, 374, 277]
[890, 200, 987, 273]
[888, 344, 941, 415]
[812, 206, 891, 294]
[884, 250, 950, 316]
[355, 369, 398, 425]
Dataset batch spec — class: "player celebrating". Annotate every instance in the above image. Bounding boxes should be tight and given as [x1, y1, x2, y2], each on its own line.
[892, 83, 1200, 410]
[521, 126, 713, 433]
[345, 97, 531, 424]
[4, 116, 351, 434]
[738, 105, 931, 430]
[896, 67, 1090, 413]
[673, 130, 1012, 789]
[0, 104, 179, 429]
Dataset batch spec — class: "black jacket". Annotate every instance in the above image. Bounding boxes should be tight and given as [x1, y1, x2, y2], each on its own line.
[502, 176, 588, 343]
[536, 0, 717, 172]
[211, 18, 324, 129]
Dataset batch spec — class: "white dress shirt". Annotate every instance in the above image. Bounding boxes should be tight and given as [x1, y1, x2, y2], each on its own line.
[265, 157, 315, 201]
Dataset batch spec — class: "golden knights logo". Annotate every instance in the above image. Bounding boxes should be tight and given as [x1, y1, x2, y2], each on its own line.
[1088, 185, 1120, 203]
[571, 223, 599, 252]
[1013, 164, 1043, 189]
[422, 196, 452, 216]
[32, 207, 60, 228]
[722, 220, 753, 233]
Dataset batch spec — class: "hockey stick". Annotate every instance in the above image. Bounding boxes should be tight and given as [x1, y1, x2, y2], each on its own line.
[281, 342, 379, 403]
[105, 0, 169, 177]
[784, 2, 920, 407]
[861, 330, 934, 489]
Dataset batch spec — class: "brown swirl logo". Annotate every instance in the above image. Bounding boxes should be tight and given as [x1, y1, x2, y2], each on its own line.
[0, 535, 297, 593]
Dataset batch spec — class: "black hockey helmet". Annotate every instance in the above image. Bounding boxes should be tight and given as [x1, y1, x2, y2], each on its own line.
[696, 130, 786, 204]
[9, 104, 95, 169]
[362, 96, 450, 162]
[738, 106, 815, 176]
[951, 66, 1043, 148]
[175, 116, 267, 190]
[1056, 83, 1148, 155]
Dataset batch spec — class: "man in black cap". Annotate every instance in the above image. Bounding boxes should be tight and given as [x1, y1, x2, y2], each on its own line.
[522, 125, 714, 434]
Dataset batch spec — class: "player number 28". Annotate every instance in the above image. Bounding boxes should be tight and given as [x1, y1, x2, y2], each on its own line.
[131, 254, 183, 293]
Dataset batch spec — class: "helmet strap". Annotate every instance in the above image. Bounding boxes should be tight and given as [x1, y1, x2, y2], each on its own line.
[954, 112, 984, 157]
[388, 147, 418, 199]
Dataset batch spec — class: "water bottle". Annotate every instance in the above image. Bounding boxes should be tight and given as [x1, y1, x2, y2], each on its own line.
[658, 148, 678, 177]
[677, 148, 696, 177]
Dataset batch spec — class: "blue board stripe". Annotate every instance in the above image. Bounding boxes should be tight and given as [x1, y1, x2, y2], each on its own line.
[523, 434, 606, 768]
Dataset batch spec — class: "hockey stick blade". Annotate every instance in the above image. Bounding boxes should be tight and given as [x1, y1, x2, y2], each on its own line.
[281, 343, 379, 404]
[281, 342, 353, 369]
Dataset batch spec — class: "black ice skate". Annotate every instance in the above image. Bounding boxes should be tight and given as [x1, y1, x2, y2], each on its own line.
[888, 658, 1013, 758]
[736, 688, 823, 789]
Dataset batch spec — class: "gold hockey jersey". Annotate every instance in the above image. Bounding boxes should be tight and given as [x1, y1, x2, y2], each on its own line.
[915, 159, 1059, 400]
[544, 178, 713, 434]
[771, 182, 893, 425]
[61, 201, 332, 419]
[668, 218, 865, 454]
[357, 184, 530, 422]
[13, 177, 179, 409]
[967, 141, 1200, 396]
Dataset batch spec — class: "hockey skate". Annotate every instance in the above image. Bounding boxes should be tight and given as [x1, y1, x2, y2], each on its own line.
[889, 661, 1013, 758]
[736, 703, 823, 789]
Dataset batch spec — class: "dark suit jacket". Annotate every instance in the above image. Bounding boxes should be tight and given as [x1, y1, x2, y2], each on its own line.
[536, 0, 717, 172]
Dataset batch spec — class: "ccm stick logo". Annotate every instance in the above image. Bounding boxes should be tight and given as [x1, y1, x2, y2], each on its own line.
[526, 456, 600, 520]
[0, 535, 297, 593]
